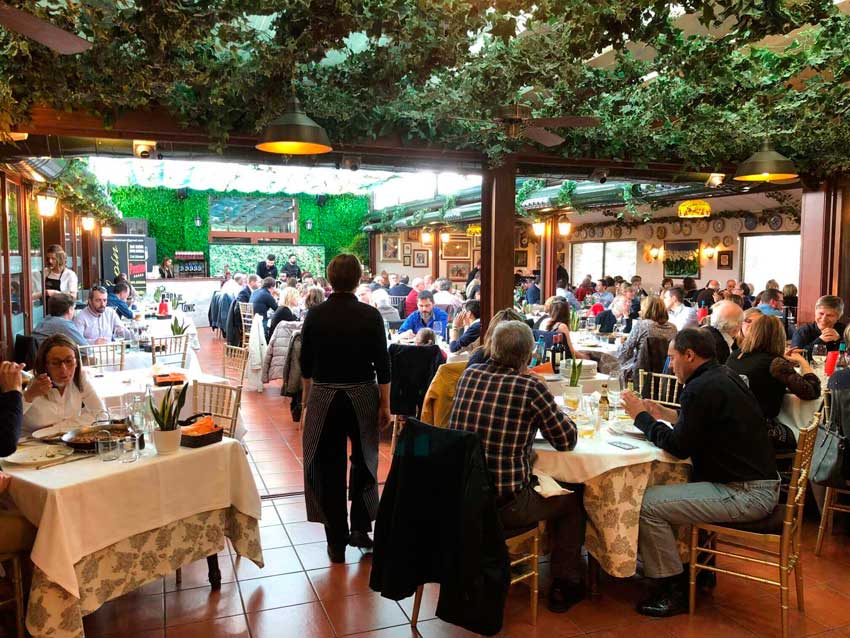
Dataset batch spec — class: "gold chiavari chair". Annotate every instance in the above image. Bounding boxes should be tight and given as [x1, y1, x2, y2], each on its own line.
[222, 345, 249, 386]
[79, 342, 126, 371]
[638, 370, 682, 407]
[150, 334, 189, 368]
[688, 413, 821, 638]
[192, 380, 242, 438]
[813, 390, 850, 556]
[238, 302, 253, 348]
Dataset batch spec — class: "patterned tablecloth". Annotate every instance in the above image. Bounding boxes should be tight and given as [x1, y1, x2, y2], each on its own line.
[25, 507, 262, 638]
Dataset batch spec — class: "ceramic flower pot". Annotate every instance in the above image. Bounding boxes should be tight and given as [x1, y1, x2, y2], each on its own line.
[152, 428, 181, 455]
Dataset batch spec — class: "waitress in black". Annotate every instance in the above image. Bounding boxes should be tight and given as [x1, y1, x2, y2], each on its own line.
[300, 254, 391, 562]
[44, 244, 78, 299]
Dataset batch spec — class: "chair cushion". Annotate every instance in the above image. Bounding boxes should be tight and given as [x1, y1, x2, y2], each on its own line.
[715, 503, 784, 534]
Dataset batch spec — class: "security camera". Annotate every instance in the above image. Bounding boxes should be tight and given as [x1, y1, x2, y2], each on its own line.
[133, 140, 157, 159]
[590, 168, 609, 184]
[341, 155, 361, 171]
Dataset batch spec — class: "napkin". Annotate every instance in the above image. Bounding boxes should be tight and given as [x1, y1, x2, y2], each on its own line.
[529, 362, 554, 375]
[533, 472, 573, 497]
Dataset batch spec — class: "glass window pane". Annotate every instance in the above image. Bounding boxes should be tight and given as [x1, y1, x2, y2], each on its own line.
[30, 195, 43, 326]
[571, 242, 604, 281]
[743, 234, 800, 292]
[6, 184, 24, 337]
[603, 241, 637, 278]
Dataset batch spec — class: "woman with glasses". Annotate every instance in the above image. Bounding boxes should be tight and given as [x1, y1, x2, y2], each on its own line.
[21, 334, 105, 439]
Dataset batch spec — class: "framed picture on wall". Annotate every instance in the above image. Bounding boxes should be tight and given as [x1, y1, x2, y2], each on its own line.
[447, 261, 471, 282]
[514, 250, 528, 268]
[442, 238, 471, 259]
[413, 249, 429, 268]
[403, 243, 412, 256]
[381, 234, 400, 261]
[405, 228, 420, 242]
[473, 234, 481, 248]
[472, 249, 481, 266]
[663, 240, 700, 279]
[403, 256, 412, 267]
[717, 250, 733, 270]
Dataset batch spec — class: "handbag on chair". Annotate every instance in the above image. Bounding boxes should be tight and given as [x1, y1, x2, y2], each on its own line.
[812, 390, 850, 488]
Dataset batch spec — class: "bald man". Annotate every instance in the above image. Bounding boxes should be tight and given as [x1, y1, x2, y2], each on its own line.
[703, 300, 743, 363]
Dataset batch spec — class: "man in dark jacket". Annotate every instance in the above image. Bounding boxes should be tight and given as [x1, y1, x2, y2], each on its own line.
[595, 296, 631, 334]
[237, 274, 260, 304]
[450, 320, 584, 613]
[107, 282, 134, 320]
[281, 254, 302, 280]
[388, 274, 412, 297]
[791, 294, 846, 356]
[702, 299, 742, 363]
[256, 254, 278, 280]
[622, 329, 779, 617]
[249, 277, 279, 335]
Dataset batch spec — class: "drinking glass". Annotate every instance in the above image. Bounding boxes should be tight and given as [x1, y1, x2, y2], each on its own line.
[576, 416, 595, 440]
[96, 431, 122, 462]
[608, 390, 622, 418]
[812, 344, 828, 368]
[120, 435, 140, 463]
[433, 321, 445, 343]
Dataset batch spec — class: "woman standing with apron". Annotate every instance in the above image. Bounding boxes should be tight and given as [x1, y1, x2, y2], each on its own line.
[300, 254, 391, 563]
[44, 244, 79, 299]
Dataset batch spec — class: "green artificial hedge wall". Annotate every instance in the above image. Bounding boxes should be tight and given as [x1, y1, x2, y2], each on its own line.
[109, 186, 369, 269]
[209, 244, 326, 280]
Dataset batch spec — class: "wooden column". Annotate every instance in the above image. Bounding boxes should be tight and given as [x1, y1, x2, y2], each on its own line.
[480, 156, 516, 329]
[431, 226, 441, 281]
[798, 178, 850, 324]
[542, 217, 558, 299]
[368, 233, 377, 274]
[41, 210, 63, 249]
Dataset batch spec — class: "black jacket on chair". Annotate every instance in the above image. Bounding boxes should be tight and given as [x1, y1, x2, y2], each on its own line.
[369, 418, 510, 636]
[388, 344, 444, 416]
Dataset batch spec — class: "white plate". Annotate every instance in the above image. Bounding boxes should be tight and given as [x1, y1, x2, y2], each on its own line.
[608, 421, 646, 439]
[2, 446, 74, 466]
[32, 424, 74, 440]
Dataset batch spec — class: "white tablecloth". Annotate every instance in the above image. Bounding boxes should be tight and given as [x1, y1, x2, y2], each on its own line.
[547, 373, 618, 396]
[120, 348, 201, 373]
[778, 393, 822, 439]
[2, 439, 260, 599]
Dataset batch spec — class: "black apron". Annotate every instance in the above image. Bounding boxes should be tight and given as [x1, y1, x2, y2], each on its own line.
[44, 273, 62, 292]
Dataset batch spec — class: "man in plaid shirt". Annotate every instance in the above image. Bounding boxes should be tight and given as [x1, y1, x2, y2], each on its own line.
[449, 320, 585, 613]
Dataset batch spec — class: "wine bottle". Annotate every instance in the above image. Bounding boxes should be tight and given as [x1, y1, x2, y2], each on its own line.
[599, 383, 610, 420]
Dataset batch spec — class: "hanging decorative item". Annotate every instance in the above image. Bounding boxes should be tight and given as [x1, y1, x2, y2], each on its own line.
[465, 224, 482, 237]
[678, 199, 712, 218]
[733, 138, 799, 182]
[532, 220, 545, 236]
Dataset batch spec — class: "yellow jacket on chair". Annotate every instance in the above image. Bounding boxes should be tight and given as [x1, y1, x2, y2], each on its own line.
[420, 361, 468, 427]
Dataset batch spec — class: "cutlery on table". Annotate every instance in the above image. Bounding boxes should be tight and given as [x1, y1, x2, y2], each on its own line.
[35, 454, 90, 470]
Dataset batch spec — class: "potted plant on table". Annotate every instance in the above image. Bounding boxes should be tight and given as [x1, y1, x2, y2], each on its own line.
[562, 359, 583, 412]
[149, 383, 189, 455]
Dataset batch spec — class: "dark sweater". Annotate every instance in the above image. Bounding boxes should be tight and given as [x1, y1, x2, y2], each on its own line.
[791, 321, 847, 356]
[704, 326, 732, 364]
[282, 262, 302, 280]
[300, 292, 391, 384]
[595, 310, 632, 334]
[256, 261, 278, 280]
[634, 360, 777, 483]
[268, 305, 297, 337]
[249, 287, 278, 319]
[726, 351, 821, 419]
[0, 390, 22, 456]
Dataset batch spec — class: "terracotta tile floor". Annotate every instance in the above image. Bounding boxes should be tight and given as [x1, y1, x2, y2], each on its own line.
[74, 329, 850, 638]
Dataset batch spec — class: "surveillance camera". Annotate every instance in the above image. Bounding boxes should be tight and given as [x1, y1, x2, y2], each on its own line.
[590, 168, 609, 184]
[133, 140, 157, 159]
[341, 155, 361, 171]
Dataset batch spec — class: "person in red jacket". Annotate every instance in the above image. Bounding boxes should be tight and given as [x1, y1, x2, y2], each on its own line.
[405, 277, 427, 316]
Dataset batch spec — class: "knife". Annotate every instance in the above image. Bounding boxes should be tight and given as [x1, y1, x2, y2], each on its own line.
[35, 454, 90, 470]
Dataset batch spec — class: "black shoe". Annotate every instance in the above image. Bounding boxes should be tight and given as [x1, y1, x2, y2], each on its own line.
[696, 569, 717, 590]
[327, 544, 346, 564]
[547, 579, 586, 613]
[348, 531, 374, 549]
[636, 581, 688, 618]
[290, 403, 302, 422]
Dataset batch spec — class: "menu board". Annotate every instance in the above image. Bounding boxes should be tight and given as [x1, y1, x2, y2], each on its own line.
[102, 235, 147, 294]
[127, 236, 147, 294]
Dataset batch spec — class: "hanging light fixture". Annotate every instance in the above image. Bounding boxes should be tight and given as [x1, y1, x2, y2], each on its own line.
[81, 216, 95, 231]
[421, 229, 433, 244]
[532, 220, 545, 236]
[102, 227, 113, 237]
[305, 219, 314, 231]
[558, 221, 572, 236]
[678, 199, 711, 219]
[440, 231, 451, 244]
[194, 214, 202, 228]
[733, 138, 798, 182]
[256, 96, 333, 155]
[37, 188, 58, 218]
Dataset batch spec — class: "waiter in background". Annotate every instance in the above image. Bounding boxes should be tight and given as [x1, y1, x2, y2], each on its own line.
[256, 254, 278, 280]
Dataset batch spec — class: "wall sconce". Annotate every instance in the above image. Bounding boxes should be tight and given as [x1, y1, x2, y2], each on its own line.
[558, 221, 572, 236]
[440, 231, 451, 244]
[37, 188, 58, 218]
[649, 246, 663, 261]
[305, 219, 314, 231]
[705, 173, 725, 188]
[102, 227, 113, 237]
[421, 229, 433, 244]
[703, 245, 717, 259]
[194, 214, 202, 228]
[532, 220, 545, 237]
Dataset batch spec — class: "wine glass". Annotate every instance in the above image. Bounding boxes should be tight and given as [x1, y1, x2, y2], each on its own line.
[812, 343, 828, 369]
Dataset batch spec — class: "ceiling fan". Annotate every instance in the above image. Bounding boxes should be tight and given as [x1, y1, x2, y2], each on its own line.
[0, 1, 91, 54]
[451, 103, 599, 147]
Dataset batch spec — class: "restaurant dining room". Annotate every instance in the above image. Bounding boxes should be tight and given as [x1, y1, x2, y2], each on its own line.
[3, 2, 850, 638]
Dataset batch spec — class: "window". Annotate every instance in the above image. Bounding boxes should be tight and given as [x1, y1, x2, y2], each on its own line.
[571, 241, 637, 280]
[742, 234, 800, 291]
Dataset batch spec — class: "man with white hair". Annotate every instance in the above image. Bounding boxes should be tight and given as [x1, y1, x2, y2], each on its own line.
[594, 295, 631, 333]
[449, 321, 584, 613]
[703, 299, 743, 363]
[221, 273, 244, 298]
[433, 278, 463, 310]
[405, 277, 426, 316]
[371, 288, 400, 322]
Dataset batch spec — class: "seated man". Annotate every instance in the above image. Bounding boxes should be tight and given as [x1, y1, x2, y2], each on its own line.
[399, 290, 448, 336]
[404, 277, 426, 316]
[792, 294, 846, 355]
[32, 293, 88, 347]
[450, 321, 584, 613]
[107, 282, 134, 320]
[73, 286, 132, 344]
[237, 274, 261, 304]
[595, 295, 630, 334]
[249, 277, 279, 335]
[663, 287, 698, 332]
[448, 300, 481, 353]
[703, 299, 743, 363]
[433, 278, 463, 311]
[221, 273, 244, 298]
[755, 288, 784, 318]
[621, 329, 779, 617]
[388, 274, 413, 298]
[524, 277, 541, 305]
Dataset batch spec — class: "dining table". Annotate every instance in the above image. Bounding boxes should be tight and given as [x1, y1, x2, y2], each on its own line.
[119, 308, 202, 371]
[1, 438, 264, 638]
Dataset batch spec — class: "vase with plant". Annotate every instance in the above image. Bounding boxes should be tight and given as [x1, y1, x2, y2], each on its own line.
[569, 310, 580, 333]
[170, 317, 188, 336]
[149, 383, 188, 454]
[153, 285, 166, 303]
[562, 359, 583, 411]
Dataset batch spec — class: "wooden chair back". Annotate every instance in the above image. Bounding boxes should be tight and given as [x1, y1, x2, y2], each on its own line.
[150, 334, 189, 367]
[238, 302, 253, 348]
[638, 370, 682, 407]
[79, 342, 126, 371]
[192, 380, 242, 438]
[389, 295, 407, 319]
[223, 345, 249, 385]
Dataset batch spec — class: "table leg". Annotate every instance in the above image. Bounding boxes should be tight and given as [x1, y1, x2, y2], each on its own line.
[206, 555, 222, 590]
[587, 554, 601, 600]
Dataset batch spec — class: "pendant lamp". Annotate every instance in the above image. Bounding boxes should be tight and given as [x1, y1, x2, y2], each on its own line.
[733, 139, 798, 182]
[256, 95, 333, 155]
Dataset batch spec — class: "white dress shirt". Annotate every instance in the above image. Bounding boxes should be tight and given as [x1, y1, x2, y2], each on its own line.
[73, 307, 133, 344]
[21, 370, 106, 437]
[667, 303, 699, 332]
[433, 290, 463, 309]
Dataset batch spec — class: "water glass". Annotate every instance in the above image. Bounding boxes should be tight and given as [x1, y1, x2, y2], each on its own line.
[812, 344, 828, 368]
[96, 431, 122, 462]
[120, 435, 140, 463]
[433, 321, 445, 342]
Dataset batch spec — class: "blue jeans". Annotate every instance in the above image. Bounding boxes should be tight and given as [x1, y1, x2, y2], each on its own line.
[639, 479, 780, 578]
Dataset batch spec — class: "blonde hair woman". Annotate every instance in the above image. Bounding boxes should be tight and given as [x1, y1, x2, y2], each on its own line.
[44, 244, 78, 298]
[617, 296, 677, 380]
[268, 286, 302, 336]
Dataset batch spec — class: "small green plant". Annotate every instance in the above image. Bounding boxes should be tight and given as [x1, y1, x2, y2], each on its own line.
[569, 359, 583, 387]
[153, 285, 166, 302]
[170, 317, 189, 335]
[569, 310, 580, 333]
[149, 384, 189, 431]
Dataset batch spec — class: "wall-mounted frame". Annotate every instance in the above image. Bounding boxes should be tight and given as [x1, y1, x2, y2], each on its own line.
[717, 250, 733, 270]
[663, 240, 700, 279]
[402, 243, 412, 256]
[413, 249, 429, 268]
[441, 237, 470, 259]
[447, 261, 471, 282]
[381, 234, 400, 261]
[514, 250, 528, 268]
[403, 255, 412, 267]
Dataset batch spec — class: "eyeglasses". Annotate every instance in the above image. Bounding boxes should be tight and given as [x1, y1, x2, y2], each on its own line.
[47, 357, 77, 368]
[90, 286, 107, 294]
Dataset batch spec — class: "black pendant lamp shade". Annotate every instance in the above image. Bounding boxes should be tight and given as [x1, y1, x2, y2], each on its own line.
[733, 138, 798, 182]
[256, 96, 333, 155]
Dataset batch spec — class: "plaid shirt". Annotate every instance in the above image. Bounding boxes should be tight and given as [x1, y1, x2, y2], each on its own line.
[448, 362, 577, 498]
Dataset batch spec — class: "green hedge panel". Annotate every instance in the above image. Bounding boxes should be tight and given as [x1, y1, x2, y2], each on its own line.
[209, 244, 325, 280]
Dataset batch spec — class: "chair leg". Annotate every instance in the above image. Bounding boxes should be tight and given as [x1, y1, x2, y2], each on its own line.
[688, 525, 698, 615]
[793, 545, 805, 612]
[530, 530, 539, 626]
[587, 554, 601, 600]
[175, 567, 182, 584]
[12, 555, 25, 638]
[389, 416, 400, 457]
[207, 554, 222, 590]
[779, 560, 790, 638]
[410, 584, 424, 630]
[814, 487, 834, 557]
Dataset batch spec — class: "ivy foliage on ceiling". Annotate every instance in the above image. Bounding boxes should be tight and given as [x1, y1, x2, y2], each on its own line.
[1, 1, 849, 175]
[39, 159, 121, 223]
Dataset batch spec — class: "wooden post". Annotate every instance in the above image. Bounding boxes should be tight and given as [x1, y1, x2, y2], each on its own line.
[431, 226, 441, 282]
[368, 233, 377, 275]
[798, 179, 850, 324]
[480, 156, 517, 329]
[542, 217, 558, 299]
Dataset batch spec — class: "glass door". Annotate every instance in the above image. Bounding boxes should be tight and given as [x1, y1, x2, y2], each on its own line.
[29, 190, 44, 326]
[6, 180, 25, 340]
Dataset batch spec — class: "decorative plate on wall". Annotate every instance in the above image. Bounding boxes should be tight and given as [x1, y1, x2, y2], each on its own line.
[588, 227, 597, 238]
[723, 235, 734, 247]
[711, 236, 721, 246]
[672, 221, 683, 234]
[744, 214, 759, 231]
[613, 226, 623, 239]
[768, 214, 783, 231]
[697, 220, 710, 234]
[712, 218, 726, 233]
[644, 225, 655, 240]
[579, 228, 587, 240]
[656, 226, 667, 240]
[681, 223, 692, 236]
[732, 218, 744, 233]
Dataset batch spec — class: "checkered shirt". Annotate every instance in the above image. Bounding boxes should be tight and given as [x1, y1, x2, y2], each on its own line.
[448, 362, 577, 499]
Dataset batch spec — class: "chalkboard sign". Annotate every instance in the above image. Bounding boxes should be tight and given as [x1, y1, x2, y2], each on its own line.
[102, 235, 148, 294]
